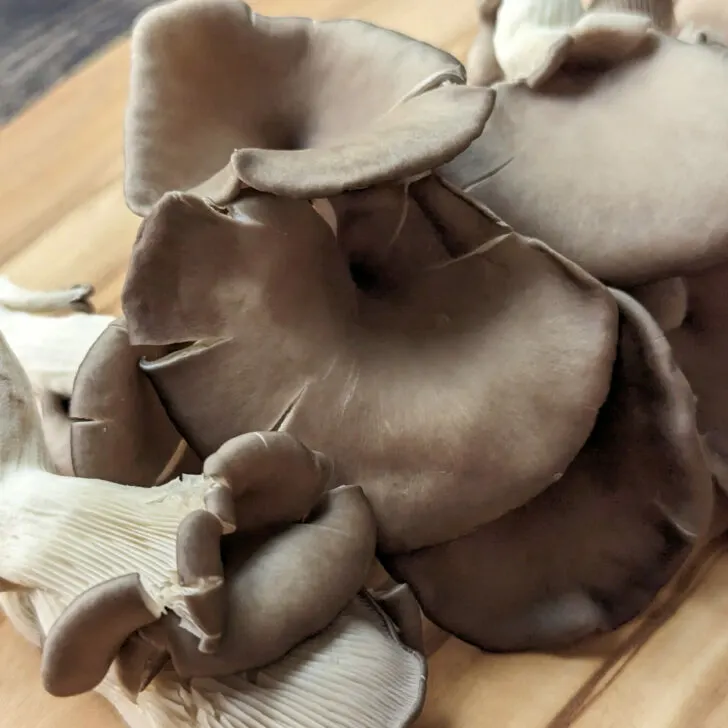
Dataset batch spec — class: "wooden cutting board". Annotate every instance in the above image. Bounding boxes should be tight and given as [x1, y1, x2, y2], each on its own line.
[1, 0, 727, 726]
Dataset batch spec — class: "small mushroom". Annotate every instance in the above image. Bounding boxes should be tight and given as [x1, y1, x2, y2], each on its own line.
[143, 483, 377, 679]
[120, 182, 618, 554]
[97, 593, 427, 728]
[0, 326, 341, 696]
[384, 290, 713, 651]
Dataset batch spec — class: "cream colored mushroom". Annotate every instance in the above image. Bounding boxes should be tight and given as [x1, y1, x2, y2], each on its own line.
[467, 0, 675, 85]
[13, 589, 428, 728]
[0, 278, 114, 476]
[0, 327, 344, 696]
[0, 277, 112, 397]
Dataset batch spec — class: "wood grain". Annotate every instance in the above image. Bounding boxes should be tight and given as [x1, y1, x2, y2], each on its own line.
[1, 0, 727, 726]
[0, 0, 160, 122]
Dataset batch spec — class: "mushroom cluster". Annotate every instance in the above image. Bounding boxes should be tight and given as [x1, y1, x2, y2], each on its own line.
[2, 0, 728, 725]
[0, 291, 427, 726]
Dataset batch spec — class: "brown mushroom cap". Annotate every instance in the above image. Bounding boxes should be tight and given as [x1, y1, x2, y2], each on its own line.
[384, 290, 713, 651]
[148, 484, 377, 678]
[202, 430, 333, 532]
[122, 183, 617, 552]
[41, 574, 160, 697]
[70, 319, 201, 485]
[231, 84, 494, 199]
[124, 0, 492, 213]
[442, 32, 728, 286]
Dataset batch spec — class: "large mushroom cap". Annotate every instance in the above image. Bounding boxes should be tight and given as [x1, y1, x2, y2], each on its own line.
[125, 0, 493, 212]
[444, 31, 728, 286]
[385, 290, 713, 651]
[121, 184, 618, 553]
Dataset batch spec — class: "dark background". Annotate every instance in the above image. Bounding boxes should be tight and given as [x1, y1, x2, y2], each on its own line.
[0, 0, 156, 122]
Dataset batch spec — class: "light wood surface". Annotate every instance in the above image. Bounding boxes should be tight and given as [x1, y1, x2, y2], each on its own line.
[1, 1, 728, 726]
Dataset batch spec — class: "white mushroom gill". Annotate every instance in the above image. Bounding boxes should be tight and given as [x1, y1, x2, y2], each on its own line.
[0, 469, 217, 620]
[0, 327, 230, 642]
[95, 596, 427, 728]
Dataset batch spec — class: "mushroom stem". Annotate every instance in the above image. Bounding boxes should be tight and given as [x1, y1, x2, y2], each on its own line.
[0, 468, 215, 610]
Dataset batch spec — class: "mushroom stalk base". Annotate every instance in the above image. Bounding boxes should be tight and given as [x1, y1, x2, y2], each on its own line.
[0, 469, 214, 624]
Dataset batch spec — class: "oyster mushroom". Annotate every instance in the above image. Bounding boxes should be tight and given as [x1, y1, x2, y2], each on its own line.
[132, 483, 377, 681]
[0, 322, 424, 722]
[119, 184, 618, 554]
[0, 325, 366, 696]
[449, 7, 728, 285]
[455, 3, 728, 503]
[466, 0, 672, 85]
[20, 0, 712, 664]
[124, 0, 494, 213]
[4, 558, 427, 727]
[0, 288, 198, 485]
[50, 590, 427, 728]
[384, 290, 713, 650]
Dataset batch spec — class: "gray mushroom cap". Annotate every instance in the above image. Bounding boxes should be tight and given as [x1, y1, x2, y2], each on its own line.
[384, 290, 713, 651]
[144, 484, 377, 680]
[124, 0, 493, 213]
[121, 183, 618, 553]
[446, 31, 728, 286]
[70, 318, 201, 485]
